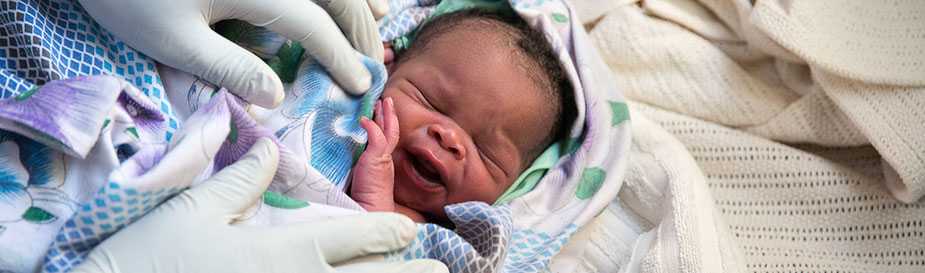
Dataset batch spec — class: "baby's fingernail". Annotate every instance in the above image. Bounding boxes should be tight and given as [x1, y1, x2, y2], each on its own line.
[387, 97, 394, 107]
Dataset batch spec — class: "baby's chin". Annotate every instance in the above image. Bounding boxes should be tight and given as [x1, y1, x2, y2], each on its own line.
[392, 197, 454, 226]
[394, 204, 428, 223]
[393, 176, 442, 212]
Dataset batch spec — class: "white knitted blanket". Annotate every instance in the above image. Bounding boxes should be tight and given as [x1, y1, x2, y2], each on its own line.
[555, 0, 925, 272]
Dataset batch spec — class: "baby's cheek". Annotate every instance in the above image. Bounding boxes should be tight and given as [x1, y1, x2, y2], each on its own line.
[455, 171, 506, 204]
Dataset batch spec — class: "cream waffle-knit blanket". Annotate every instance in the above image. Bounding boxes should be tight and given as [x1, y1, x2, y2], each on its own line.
[552, 0, 925, 272]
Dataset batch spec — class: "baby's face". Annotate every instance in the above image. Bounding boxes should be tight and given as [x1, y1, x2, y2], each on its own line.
[382, 28, 551, 222]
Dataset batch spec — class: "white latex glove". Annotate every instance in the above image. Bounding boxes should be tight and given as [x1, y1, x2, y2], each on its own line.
[78, 0, 390, 108]
[71, 138, 446, 273]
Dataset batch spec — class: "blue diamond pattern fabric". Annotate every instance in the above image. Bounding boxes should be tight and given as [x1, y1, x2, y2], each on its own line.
[378, 2, 436, 42]
[0, 0, 179, 141]
[504, 225, 578, 273]
[392, 203, 576, 273]
[42, 182, 182, 273]
[396, 202, 512, 273]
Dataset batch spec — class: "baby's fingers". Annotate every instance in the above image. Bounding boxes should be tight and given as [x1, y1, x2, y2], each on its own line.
[372, 98, 399, 150]
[360, 117, 388, 155]
[382, 97, 400, 148]
[374, 100, 385, 126]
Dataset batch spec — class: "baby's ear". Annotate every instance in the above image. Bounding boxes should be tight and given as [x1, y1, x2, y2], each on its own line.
[382, 42, 398, 74]
[383, 42, 394, 64]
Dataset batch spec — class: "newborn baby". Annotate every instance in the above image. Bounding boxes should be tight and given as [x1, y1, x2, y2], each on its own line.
[349, 9, 575, 224]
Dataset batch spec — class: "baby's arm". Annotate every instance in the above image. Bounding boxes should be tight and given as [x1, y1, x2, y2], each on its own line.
[351, 98, 400, 212]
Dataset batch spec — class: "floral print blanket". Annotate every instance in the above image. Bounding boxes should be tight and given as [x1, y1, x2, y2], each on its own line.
[0, 1, 630, 273]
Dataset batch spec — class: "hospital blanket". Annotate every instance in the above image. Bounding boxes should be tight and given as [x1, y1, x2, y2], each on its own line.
[0, 0, 631, 272]
[552, 0, 925, 272]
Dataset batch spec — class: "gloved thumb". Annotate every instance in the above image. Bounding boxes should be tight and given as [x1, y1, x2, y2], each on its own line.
[172, 24, 286, 108]
[231, 0, 373, 95]
[367, 0, 390, 20]
[183, 137, 279, 218]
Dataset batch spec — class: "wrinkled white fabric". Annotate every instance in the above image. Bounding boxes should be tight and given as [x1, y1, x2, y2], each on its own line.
[554, 0, 925, 272]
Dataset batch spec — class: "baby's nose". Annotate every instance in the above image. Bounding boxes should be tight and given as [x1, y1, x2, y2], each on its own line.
[427, 124, 466, 160]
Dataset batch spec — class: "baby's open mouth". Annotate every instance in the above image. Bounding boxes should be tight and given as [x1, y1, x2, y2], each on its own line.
[410, 154, 444, 186]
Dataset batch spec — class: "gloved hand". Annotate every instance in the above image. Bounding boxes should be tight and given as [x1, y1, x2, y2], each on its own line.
[71, 138, 447, 273]
[78, 0, 390, 108]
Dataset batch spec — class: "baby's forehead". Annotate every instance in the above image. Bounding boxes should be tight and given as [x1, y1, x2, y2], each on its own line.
[412, 17, 524, 55]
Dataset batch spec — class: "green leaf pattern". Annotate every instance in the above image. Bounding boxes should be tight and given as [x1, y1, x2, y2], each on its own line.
[551, 12, 568, 23]
[576, 167, 606, 200]
[263, 191, 309, 209]
[22, 206, 57, 224]
[609, 101, 629, 126]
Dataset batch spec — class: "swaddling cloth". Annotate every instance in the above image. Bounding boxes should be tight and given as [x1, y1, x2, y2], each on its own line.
[174, 1, 633, 271]
[0, 0, 631, 272]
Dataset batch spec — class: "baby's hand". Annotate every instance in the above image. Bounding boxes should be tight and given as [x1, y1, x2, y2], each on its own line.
[351, 97, 399, 212]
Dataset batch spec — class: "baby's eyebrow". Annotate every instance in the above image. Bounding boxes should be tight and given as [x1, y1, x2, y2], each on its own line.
[432, 66, 461, 98]
[417, 68, 455, 111]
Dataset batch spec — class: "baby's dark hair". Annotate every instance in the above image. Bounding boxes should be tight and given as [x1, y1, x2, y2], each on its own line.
[397, 9, 576, 164]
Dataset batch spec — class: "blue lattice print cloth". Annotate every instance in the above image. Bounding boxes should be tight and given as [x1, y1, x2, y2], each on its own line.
[0, 0, 631, 273]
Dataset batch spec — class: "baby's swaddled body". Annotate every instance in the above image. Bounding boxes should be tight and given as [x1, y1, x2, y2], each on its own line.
[20, 1, 629, 272]
[242, 8, 573, 225]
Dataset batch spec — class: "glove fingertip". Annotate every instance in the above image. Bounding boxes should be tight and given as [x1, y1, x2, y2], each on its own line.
[368, 0, 390, 20]
[249, 69, 286, 108]
[187, 30, 286, 108]
[270, 86, 286, 108]
[248, 137, 280, 167]
[221, 137, 279, 192]
[406, 259, 450, 273]
[342, 67, 372, 95]
[233, 137, 279, 191]
[176, 137, 280, 217]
